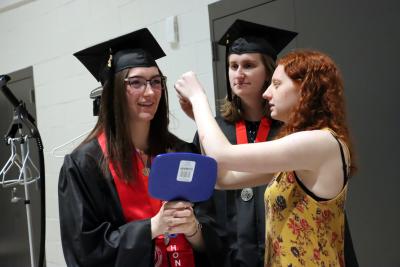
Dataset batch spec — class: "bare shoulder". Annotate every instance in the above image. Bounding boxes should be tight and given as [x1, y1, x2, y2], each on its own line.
[281, 130, 337, 149]
[290, 130, 348, 198]
[277, 130, 340, 170]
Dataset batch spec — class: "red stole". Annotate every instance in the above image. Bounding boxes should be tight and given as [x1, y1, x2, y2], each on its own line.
[97, 132, 195, 267]
[235, 117, 271, 144]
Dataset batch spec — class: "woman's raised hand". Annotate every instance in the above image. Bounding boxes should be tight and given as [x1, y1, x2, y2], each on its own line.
[174, 71, 206, 101]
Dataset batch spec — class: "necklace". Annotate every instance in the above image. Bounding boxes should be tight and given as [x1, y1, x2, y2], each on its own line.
[137, 150, 151, 176]
[245, 120, 261, 143]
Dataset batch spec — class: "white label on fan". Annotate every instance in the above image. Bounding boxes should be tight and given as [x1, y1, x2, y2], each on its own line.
[177, 160, 196, 182]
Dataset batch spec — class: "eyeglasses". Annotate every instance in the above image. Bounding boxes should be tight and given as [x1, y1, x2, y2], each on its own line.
[124, 76, 166, 92]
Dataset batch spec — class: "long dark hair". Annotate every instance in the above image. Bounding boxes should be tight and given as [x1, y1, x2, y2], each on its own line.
[82, 67, 171, 182]
[220, 53, 275, 122]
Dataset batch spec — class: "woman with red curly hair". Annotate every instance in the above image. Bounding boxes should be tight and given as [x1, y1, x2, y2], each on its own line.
[175, 49, 355, 266]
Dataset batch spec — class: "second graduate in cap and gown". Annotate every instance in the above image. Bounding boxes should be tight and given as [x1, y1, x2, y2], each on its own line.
[191, 19, 297, 267]
[58, 28, 221, 267]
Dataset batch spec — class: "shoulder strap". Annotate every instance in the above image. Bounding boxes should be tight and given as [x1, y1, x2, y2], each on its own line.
[326, 129, 350, 185]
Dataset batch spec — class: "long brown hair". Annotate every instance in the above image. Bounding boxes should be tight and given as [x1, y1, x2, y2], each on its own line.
[82, 67, 171, 182]
[220, 53, 275, 122]
[277, 50, 356, 174]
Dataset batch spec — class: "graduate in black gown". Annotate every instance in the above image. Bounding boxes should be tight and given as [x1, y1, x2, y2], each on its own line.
[58, 28, 221, 267]
[180, 19, 358, 267]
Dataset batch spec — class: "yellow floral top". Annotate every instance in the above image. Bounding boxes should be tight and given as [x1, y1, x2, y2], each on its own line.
[264, 141, 348, 267]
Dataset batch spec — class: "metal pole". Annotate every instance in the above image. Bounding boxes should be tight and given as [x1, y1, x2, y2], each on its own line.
[20, 134, 35, 267]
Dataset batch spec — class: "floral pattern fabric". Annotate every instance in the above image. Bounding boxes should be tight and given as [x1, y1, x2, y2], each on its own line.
[264, 171, 347, 267]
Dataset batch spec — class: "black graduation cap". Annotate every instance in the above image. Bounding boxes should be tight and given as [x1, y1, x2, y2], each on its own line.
[74, 28, 166, 84]
[218, 19, 298, 100]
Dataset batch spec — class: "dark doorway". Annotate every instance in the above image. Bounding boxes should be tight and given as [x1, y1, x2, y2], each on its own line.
[209, 0, 400, 266]
[0, 67, 43, 267]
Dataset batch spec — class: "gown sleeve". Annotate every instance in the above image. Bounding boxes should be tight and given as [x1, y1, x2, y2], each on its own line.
[58, 141, 155, 267]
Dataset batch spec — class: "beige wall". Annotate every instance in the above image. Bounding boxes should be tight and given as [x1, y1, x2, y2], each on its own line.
[0, 0, 219, 266]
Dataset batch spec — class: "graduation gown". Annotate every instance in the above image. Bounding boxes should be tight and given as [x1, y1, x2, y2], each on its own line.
[194, 117, 358, 267]
[58, 137, 221, 267]
[193, 117, 280, 267]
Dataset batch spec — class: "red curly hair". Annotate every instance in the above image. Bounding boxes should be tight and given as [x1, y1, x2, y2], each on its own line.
[276, 50, 356, 175]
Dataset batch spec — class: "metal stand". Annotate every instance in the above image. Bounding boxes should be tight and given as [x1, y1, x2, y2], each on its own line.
[0, 74, 45, 267]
